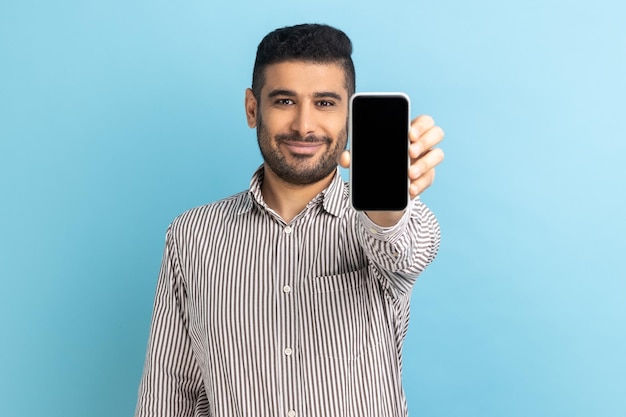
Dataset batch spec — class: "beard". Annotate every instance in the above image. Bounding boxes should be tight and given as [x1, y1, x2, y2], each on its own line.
[256, 118, 347, 186]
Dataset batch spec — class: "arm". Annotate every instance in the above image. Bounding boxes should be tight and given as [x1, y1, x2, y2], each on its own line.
[135, 227, 204, 417]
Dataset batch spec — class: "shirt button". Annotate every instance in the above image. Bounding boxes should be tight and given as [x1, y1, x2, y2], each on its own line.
[284, 225, 293, 234]
[288, 410, 296, 417]
[283, 285, 291, 294]
[284, 347, 293, 356]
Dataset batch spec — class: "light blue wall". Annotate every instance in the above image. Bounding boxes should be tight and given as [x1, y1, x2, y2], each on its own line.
[1, 1, 624, 416]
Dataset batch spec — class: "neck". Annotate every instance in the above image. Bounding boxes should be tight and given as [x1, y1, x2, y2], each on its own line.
[261, 164, 336, 223]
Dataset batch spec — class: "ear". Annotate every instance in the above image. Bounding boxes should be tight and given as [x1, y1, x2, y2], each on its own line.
[245, 88, 258, 128]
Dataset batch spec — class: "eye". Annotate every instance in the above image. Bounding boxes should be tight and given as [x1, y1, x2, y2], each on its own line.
[317, 100, 335, 107]
[275, 98, 295, 105]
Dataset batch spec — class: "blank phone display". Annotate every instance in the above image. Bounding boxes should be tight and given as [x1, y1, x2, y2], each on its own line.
[350, 94, 409, 211]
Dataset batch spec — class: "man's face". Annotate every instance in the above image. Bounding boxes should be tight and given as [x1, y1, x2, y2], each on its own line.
[245, 61, 349, 185]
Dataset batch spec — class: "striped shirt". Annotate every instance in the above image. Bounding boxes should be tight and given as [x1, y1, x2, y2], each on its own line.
[135, 166, 440, 417]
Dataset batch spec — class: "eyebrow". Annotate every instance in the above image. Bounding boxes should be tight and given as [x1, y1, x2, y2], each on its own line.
[314, 91, 343, 101]
[267, 89, 343, 101]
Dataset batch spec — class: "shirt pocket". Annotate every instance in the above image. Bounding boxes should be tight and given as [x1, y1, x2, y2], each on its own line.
[312, 266, 378, 360]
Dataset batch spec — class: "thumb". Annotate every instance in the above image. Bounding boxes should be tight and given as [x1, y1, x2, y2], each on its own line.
[339, 150, 351, 169]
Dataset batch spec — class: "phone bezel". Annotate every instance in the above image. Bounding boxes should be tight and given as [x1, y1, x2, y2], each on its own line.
[348, 92, 411, 211]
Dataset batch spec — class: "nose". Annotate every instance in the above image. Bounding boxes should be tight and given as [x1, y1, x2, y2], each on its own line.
[291, 102, 316, 137]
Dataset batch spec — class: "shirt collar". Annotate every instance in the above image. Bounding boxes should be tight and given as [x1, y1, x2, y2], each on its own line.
[239, 165, 348, 218]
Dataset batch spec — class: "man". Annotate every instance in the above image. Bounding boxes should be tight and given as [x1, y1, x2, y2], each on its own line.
[136, 23, 444, 417]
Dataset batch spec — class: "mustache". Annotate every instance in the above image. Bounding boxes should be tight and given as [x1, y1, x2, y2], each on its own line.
[275, 132, 332, 144]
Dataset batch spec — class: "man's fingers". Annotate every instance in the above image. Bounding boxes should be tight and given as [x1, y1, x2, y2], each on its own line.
[409, 168, 436, 199]
[405, 115, 444, 198]
[409, 148, 445, 180]
[410, 115, 435, 140]
[409, 125, 444, 159]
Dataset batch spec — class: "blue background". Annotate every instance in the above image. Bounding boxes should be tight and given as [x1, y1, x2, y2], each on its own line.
[1, 1, 624, 416]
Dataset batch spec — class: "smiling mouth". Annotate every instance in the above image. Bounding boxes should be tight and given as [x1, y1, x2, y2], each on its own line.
[282, 140, 325, 155]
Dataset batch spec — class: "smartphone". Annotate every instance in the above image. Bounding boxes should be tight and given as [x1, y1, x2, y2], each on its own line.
[349, 92, 410, 211]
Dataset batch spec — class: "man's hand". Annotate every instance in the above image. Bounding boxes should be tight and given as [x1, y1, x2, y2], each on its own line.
[339, 114, 445, 227]
[408, 115, 445, 199]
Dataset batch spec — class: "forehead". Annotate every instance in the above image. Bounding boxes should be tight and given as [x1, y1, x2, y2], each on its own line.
[261, 61, 348, 97]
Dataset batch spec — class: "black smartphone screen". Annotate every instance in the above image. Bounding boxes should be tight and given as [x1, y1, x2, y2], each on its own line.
[349, 93, 409, 211]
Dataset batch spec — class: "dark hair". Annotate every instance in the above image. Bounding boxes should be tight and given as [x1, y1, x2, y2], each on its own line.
[251, 23, 355, 99]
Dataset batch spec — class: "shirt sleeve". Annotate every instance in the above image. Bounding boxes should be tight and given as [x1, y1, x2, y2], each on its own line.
[356, 197, 441, 297]
[135, 226, 205, 417]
